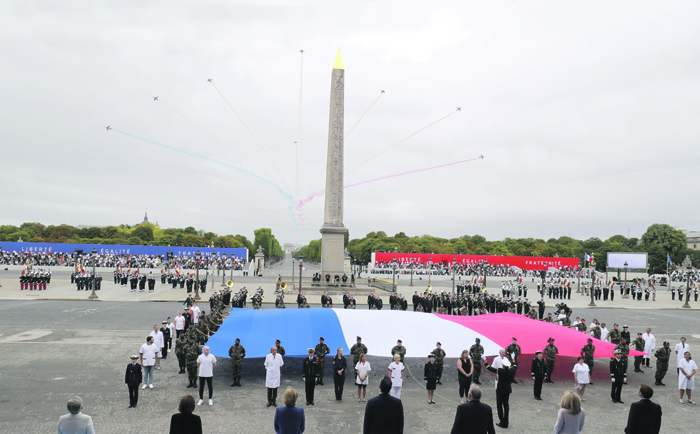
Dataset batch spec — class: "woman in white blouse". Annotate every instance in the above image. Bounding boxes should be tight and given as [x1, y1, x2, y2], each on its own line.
[678, 351, 697, 404]
[355, 353, 371, 403]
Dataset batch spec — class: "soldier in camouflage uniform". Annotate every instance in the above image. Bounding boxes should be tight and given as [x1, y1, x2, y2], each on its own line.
[607, 323, 621, 345]
[391, 340, 407, 363]
[614, 338, 630, 383]
[275, 339, 286, 356]
[431, 342, 446, 385]
[505, 337, 521, 383]
[175, 334, 187, 374]
[314, 337, 330, 385]
[632, 333, 646, 372]
[581, 338, 595, 383]
[350, 336, 368, 380]
[228, 338, 246, 387]
[654, 341, 671, 386]
[543, 338, 559, 383]
[185, 337, 202, 388]
[469, 338, 484, 385]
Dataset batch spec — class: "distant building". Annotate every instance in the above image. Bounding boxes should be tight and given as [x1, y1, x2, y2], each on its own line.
[687, 231, 700, 250]
[141, 211, 149, 225]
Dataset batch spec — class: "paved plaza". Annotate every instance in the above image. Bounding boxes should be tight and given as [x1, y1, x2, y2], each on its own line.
[0, 288, 699, 433]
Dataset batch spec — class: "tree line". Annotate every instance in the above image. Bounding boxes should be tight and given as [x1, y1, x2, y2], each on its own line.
[297, 224, 697, 274]
[0, 223, 284, 259]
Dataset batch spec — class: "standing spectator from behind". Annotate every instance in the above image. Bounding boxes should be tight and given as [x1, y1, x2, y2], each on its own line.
[554, 391, 585, 434]
[57, 396, 95, 434]
[332, 347, 347, 401]
[356, 353, 371, 402]
[678, 351, 697, 404]
[169, 395, 202, 434]
[484, 357, 517, 429]
[450, 385, 495, 434]
[274, 387, 305, 434]
[139, 336, 158, 389]
[196, 345, 216, 406]
[265, 346, 284, 407]
[456, 349, 473, 404]
[363, 376, 404, 434]
[387, 354, 405, 399]
[125, 355, 142, 408]
[572, 357, 590, 401]
[149, 325, 164, 370]
[625, 384, 662, 434]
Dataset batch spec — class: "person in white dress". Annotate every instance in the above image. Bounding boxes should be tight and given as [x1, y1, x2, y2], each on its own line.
[387, 354, 405, 399]
[572, 357, 590, 400]
[149, 325, 164, 370]
[264, 346, 284, 407]
[678, 351, 697, 404]
[642, 328, 656, 368]
[355, 353, 371, 402]
[674, 337, 690, 374]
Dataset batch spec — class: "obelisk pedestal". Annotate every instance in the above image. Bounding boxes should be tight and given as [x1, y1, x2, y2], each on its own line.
[320, 49, 348, 276]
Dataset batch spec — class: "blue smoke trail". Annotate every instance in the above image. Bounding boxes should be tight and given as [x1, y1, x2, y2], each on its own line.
[112, 129, 299, 227]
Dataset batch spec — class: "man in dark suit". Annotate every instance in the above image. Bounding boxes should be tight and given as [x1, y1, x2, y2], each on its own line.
[125, 354, 142, 408]
[485, 357, 517, 428]
[450, 385, 496, 434]
[531, 350, 547, 400]
[611, 349, 626, 403]
[363, 376, 404, 434]
[302, 348, 318, 405]
[625, 384, 662, 434]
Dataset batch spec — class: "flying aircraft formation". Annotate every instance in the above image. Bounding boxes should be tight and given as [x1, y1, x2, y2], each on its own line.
[105, 126, 111, 131]
[153, 96, 158, 101]
[456, 107, 461, 111]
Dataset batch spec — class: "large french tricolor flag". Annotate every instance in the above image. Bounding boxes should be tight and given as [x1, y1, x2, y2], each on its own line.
[584, 253, 592, 263]
[206, 310, 646, 359]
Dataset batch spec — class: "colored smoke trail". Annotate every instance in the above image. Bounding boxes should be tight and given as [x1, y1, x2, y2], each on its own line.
[209, 81, 289, 189]
[158, 100, 274, 181]
[111, 129, 299, 227]
[346, 90, 384, 139]
[296, 156, 483, 216]
[347, 109, 459, 175]
[296, 50, 304, 201]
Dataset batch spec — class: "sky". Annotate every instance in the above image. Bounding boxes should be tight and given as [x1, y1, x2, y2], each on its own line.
[1, 1, 699, 246]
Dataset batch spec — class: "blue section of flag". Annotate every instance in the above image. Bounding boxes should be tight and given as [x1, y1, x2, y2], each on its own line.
[206, 308, 349, 359]
[668, 254, 672, 264]
[584, 253, 591, 262]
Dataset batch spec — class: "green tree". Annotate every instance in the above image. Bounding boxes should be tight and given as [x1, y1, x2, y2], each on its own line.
[132, 225, 154, 242]
[641, 224, 686, 256]
[181, 234, 205, 247]
[126, 236, 143, 245]
[184, 226, 197, 235]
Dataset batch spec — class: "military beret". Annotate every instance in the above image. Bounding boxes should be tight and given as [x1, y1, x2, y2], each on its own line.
[319, 337, 324, 341]
[397, 339, 402, 343]
[357, 336, 362, 340]
[436, 342, 441, 346]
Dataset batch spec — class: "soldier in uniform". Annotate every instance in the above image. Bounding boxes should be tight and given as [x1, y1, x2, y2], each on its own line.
[607, 323, 621, 345]
[632, 332, 646, 373]
[505, 337, 521, 383]
[469, 338, 484, 385]
[621, 325, 631, 344]
[431, 342, 446, 385]
[302, 348, 318, 405]
[314, 337, 330, 385]
[350, 336, 367, 380]
[175, 334, 187, 374]
[391, 340, 407, 364]
[581, 338, 595, 383]
[148, 273, 156, 292]
[654, 341, 671, 386]
[614, 338, 630, 383]
[543, 338, 559, 383]
[275, 339, 286, 356]
[531, 350, 546, 400]
[228, 338, 246, 387]
[185, 337, 202, 389]
[610, 349, 625, 403]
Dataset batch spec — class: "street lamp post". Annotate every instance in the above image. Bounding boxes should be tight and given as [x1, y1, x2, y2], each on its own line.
[392, 257, 397, 292]
[194, 250, 201, 300]
[452, 257, 457, 294]
[211, 250, 216, 290]
[622, 261, 629, 298]
[682, 256, 693, 308]
[221, 252, 228, 287]
[428, 257, 432, 287]
[588, 261, 596, 307]
[292, 257, 295, 287]
[409, 261, 414, 287]
[88, 247, 99, 300]
[298, 254, 303, 295]
[229, 253, 234, 286]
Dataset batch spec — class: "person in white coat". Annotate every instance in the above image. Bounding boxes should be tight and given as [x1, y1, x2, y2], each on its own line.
[642, 328, 656, 368]
[675, 337, 690, 374]
[57, 396, 95, 434]
[678, 351, 697, 404]
[149, 325, 164, 370]
[265, 346, 284, 407]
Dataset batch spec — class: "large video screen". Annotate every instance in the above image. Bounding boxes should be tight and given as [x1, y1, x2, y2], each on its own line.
[607, 252, 647, 269]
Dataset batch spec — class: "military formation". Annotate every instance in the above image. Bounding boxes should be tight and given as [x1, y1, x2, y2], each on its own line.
[19, 268, 52, 290]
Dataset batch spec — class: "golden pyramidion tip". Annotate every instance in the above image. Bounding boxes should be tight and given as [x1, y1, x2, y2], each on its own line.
[333, 48, 344, 70]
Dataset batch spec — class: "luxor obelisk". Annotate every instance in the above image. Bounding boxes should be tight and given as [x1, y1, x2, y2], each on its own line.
[320, 49, 348, 276]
